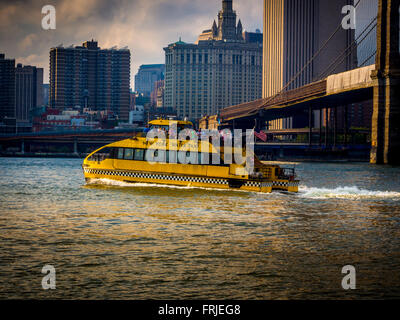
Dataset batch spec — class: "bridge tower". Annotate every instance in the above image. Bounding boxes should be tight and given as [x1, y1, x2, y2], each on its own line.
[370, 0, 400, 164]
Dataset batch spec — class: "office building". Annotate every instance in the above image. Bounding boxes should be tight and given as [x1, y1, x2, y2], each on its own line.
[263, 0, 357, 98]
[49, 40, 130, 120]
[134, 64, 165, 97]
[263, 0, 357, 129]
[150, 80, 165, 108]
[243, 30, 263, 44]
[43, 84, 50, 107]
[15, 64, 43, 122]
[0, 54, 16, 121]
[164, 0, 263, 121]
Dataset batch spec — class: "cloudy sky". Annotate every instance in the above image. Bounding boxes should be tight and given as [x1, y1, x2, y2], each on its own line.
[0, 0, 263, 89]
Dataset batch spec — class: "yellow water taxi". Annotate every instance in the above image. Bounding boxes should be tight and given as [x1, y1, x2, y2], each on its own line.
[82, 119, 299, 193]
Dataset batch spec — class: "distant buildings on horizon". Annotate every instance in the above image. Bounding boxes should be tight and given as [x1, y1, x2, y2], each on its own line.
[1, 39, 133, 133]
[0, 54, 16, 123]
[1, 0, 376, 134]
[15, 63, 43, 123]
[134, 64, 165, 98]
[1, 0, 264, 130]
[150, 80, 165, 108]
[0, 53, 45, 132]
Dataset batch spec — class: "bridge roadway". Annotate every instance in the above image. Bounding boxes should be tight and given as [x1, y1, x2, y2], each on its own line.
[220, 64, 375, 126]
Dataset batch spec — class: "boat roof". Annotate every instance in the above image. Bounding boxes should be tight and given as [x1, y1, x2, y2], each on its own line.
[149, 119, 193, 127]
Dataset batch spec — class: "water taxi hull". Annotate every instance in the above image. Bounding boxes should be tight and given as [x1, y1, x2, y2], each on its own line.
[83, 167, 299, 193]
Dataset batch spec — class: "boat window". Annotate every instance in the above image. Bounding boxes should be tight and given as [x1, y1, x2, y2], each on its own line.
[134, 149, 144, 161]
[177, 124, 193, 132]
[117, 148, 124, 159]
[167, 150, 177, 163]
[124, 148, 134, 160]
[109, 148, 117, 159]
[158, 150, 166, 163]
[199, 152, 212, 165]
[153, 150, 167, 163]
[149, 125, 169, 132]
[203, 152, 228, 166]
[198, 152, 204, 165]
[176, 151, 197, 165]
[145, 149, 167, 163]
[88, 147, 113, 162]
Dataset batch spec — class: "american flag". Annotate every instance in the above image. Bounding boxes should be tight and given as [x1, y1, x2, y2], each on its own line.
[254, 130, 267, 142]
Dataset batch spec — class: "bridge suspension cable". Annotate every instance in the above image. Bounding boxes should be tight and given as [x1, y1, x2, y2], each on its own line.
[255, 0, 365, 114]
[359, 49, 377, 67]
[316, 14, 377, 80]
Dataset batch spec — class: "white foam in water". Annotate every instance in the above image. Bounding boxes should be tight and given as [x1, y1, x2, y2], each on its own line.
[87, 178, 192, 189]
[86, 179, 400, 199]
[86, 178, 249, 193]
[299, 186, 400, 200]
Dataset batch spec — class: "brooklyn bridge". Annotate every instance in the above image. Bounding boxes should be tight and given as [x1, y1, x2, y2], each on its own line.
[217, 0, 400, 164]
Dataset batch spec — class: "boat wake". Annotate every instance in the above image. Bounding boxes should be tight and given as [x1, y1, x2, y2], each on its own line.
[85, 179, 400, 200]
[86, 178, 193, 189]
[85, 178, 249, 193]
[299, 186, 400, 200]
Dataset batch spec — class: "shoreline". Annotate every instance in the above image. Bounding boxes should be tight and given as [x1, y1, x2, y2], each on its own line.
[0, 152, 369, 163]
[0, 152, 85, 159]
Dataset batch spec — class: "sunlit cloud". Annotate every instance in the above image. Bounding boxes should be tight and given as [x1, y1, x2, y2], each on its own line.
[0, 0, 262, 88]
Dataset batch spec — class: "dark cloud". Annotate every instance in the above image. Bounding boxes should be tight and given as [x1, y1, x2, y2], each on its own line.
[0, 0, 262, 87]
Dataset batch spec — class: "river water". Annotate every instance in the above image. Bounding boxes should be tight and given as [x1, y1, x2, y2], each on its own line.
[0, 157, 400, 299]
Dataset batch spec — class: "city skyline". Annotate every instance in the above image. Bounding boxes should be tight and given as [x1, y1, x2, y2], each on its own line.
[0, 0, 263, 89]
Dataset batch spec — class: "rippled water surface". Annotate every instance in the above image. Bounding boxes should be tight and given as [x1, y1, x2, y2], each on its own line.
[1, 157, 400, 299]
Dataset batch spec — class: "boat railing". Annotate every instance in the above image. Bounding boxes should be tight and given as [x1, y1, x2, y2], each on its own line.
[278, 168, 296, 181]
[256, 166, 273, 180]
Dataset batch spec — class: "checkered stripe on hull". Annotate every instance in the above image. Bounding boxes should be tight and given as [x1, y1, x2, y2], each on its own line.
[272, 181, 300, 188]
[243, 181, 273, 188]
[83, 168, 275, 189]
[84, 168, 229, 185]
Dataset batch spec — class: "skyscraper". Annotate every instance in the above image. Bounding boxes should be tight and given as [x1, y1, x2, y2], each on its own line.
[164, 0, 263, 121]
[49, 40, 131, 120]
[263, 0, 357, 98]
[134, 64, 165, 97]
[150, 80, 165, 108]
[0, 54, 16, 121]
[15, 64, 43, 122]
[43, 84, 50, 107]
